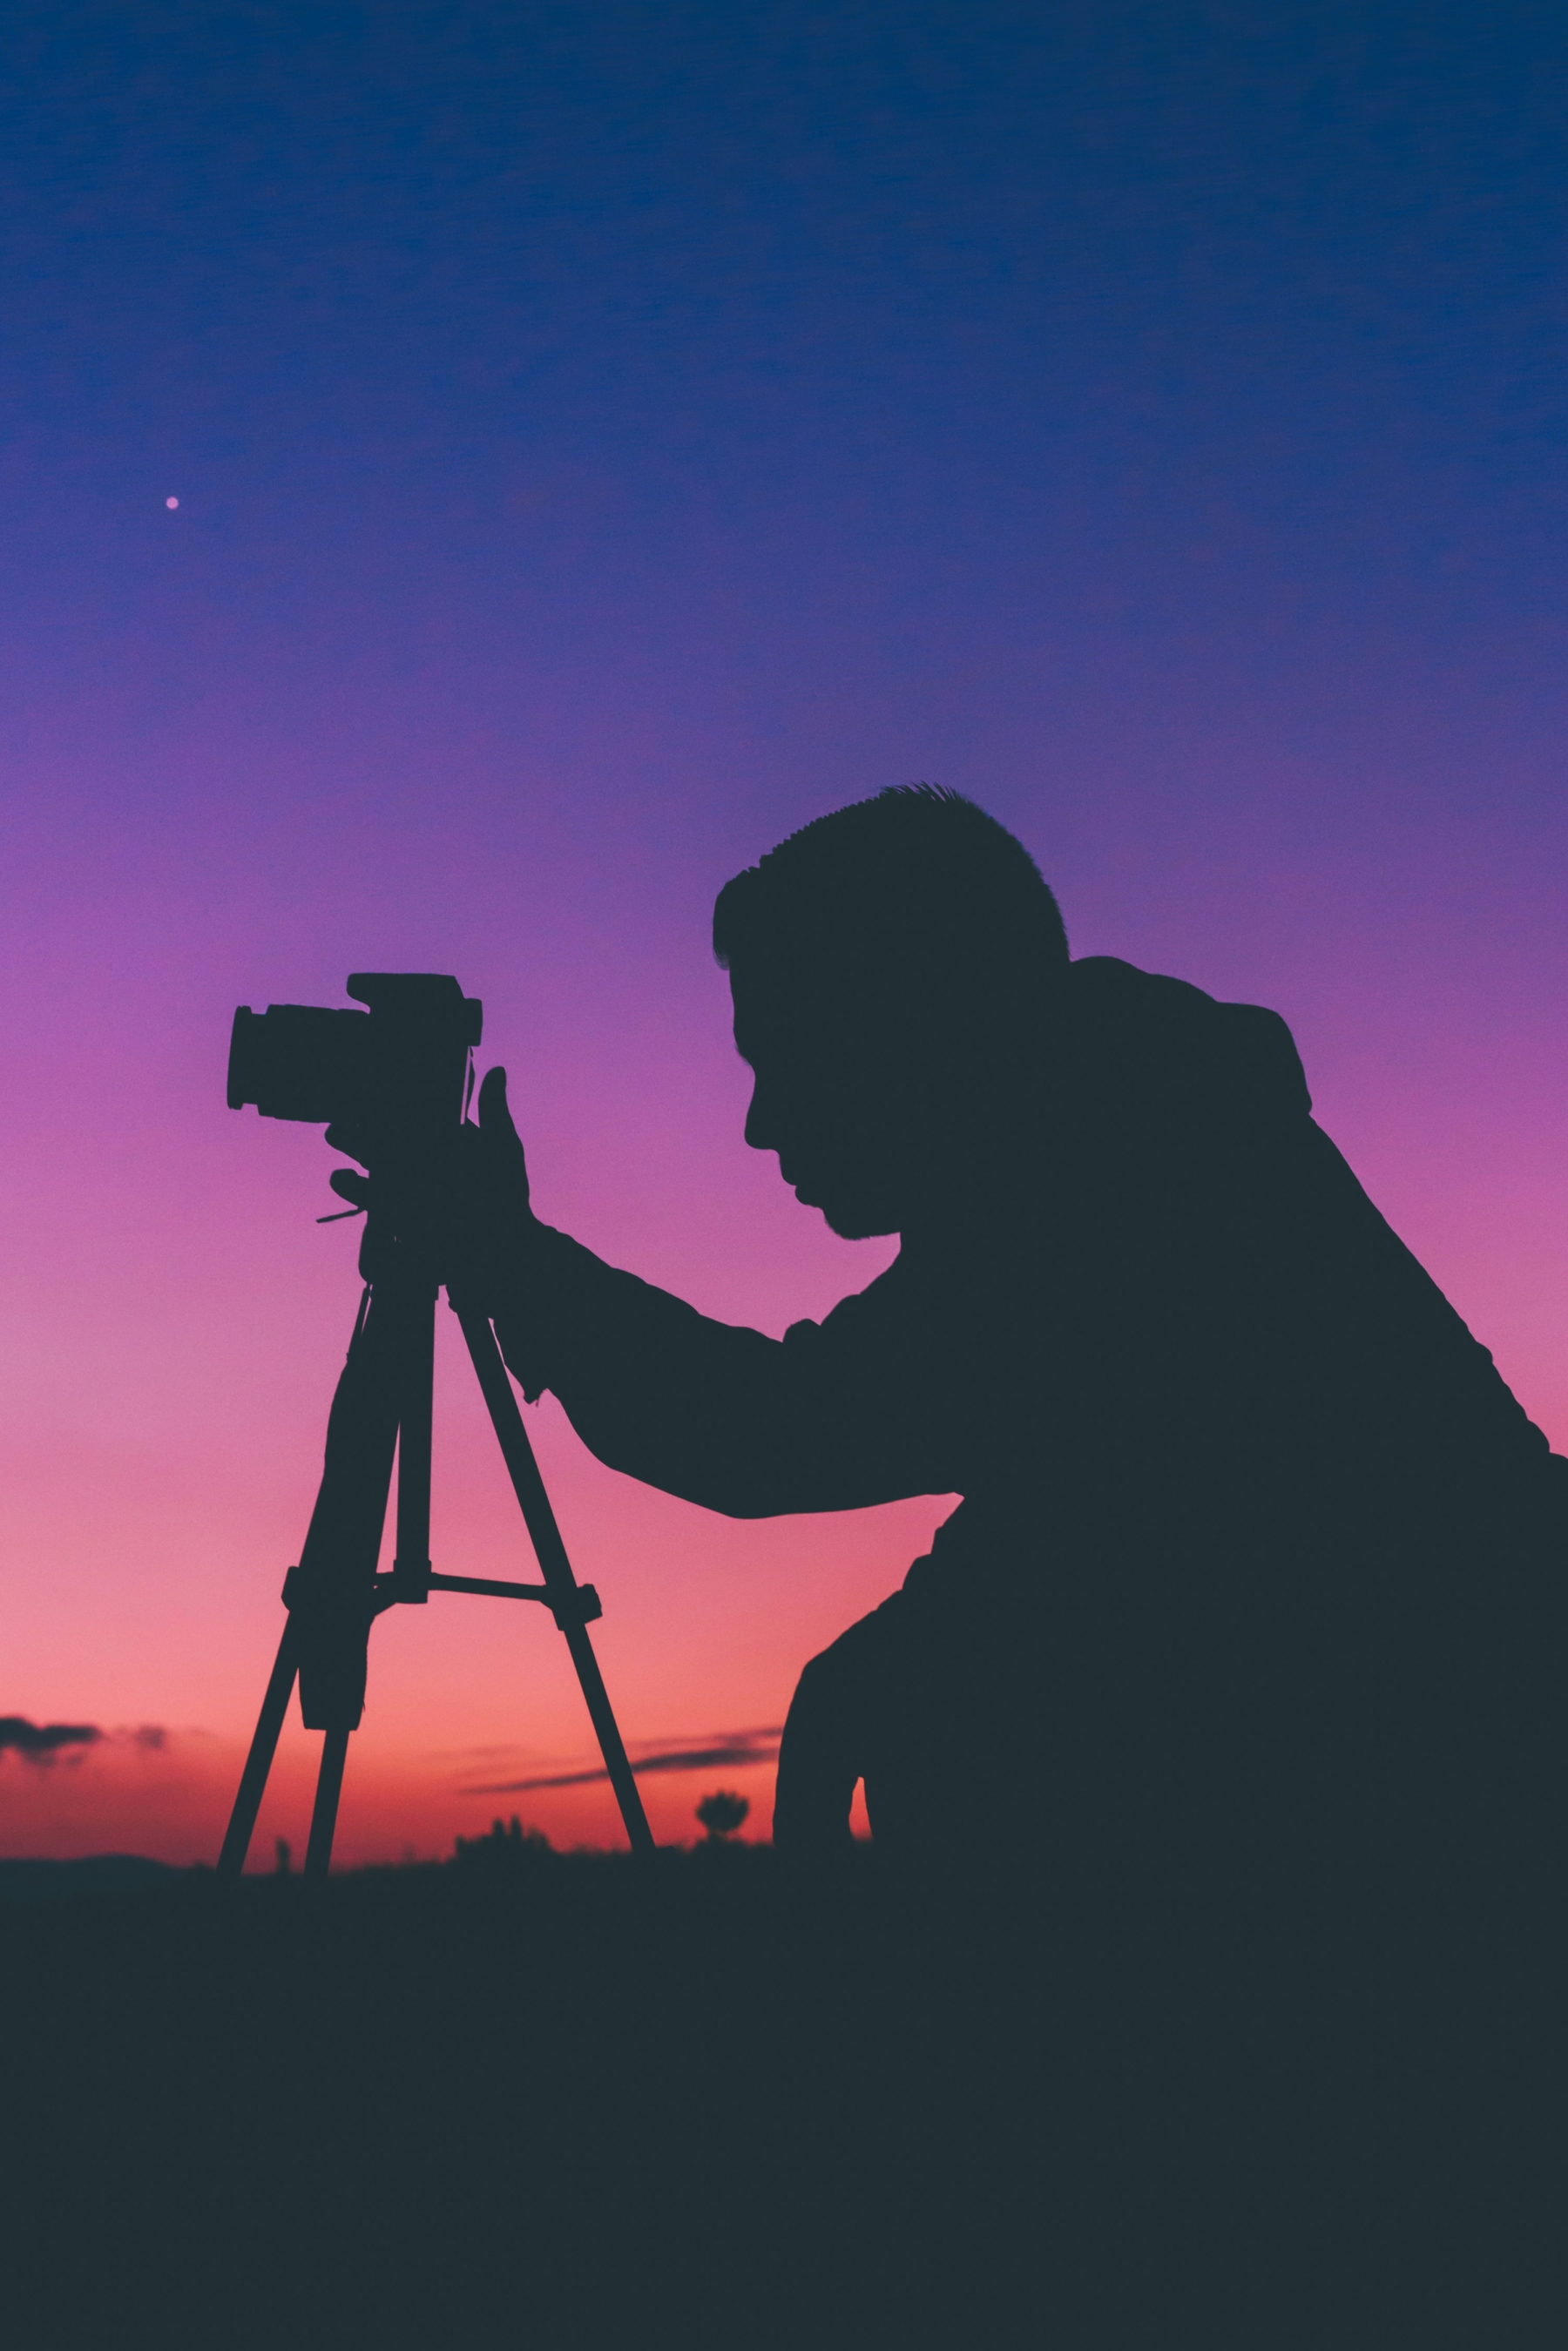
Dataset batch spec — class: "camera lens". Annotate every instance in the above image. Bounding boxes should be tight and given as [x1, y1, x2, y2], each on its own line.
[226, 1003, 370, 1124]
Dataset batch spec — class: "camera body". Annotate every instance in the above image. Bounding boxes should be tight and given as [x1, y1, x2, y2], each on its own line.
[227, 973, 483, 1169]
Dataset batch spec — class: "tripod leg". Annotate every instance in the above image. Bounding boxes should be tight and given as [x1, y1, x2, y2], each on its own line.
[219, 1280, 402, 1880]
[296, 1277, 437, 1881]
[285, 1279, 409, 1882]
[558, 1607, 656, 1856]
[391, 1276, 436, 1598]
[217, 1616, 301, 1880]
[305, 1726, 351, 1881]
[456, 1305, 657, 1856]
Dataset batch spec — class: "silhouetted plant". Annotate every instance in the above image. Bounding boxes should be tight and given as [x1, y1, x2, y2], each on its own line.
[695, 1790, 749, 1844]
[452, 1814, 551, 1870]
[274, 1837, 291, 1875]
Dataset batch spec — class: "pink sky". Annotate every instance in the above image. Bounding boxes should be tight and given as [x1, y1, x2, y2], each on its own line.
[3, 712, 1564, 1865]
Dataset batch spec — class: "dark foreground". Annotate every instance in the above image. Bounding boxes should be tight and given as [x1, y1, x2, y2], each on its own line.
[4, 1847, 1563, 2348]
[4, 1848, 1016, 2349]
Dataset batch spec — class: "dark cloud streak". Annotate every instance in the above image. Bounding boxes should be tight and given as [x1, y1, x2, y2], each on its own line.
[467, 1730, 781, 1796]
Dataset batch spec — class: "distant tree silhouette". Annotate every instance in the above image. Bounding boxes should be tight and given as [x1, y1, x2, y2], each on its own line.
[274, 1836, 291, 1875]
[452, 1815, 551, 1870]
[695, 1790, 749, 1843]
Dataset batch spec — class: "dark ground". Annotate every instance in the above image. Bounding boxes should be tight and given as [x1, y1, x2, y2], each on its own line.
[3, 1848, 1036, 2350]
[5, 1845, 1563, 2348]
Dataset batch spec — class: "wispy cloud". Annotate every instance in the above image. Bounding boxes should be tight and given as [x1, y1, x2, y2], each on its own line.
[0, 1719, 176, 1767]
[463, 1726, 782, 1796]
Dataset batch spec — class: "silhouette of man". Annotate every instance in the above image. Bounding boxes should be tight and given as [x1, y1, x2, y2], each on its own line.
[328, 786, 1563, 2321]
[423, 787, 1565, 1927]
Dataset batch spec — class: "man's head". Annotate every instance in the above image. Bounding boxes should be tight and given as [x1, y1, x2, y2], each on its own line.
[713, 787, 1069, 1238]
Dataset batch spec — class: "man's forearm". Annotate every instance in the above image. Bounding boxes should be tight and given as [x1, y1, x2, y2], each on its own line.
[490, 1227, 936, 1517]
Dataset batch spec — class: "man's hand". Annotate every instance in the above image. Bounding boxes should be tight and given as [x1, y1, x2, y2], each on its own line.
[327, 1065, 539, 1310]
[449, 1066, 537, 1309]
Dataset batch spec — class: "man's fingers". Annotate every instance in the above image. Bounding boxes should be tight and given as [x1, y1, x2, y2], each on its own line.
[470, 1057, 531, 1222]
[329, 1169, 372, 1207]
[477, 1066, 530, 1193]
[323, 1118, 373, 1168]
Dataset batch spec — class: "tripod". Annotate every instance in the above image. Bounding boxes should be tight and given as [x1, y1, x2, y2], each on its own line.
[218, 1219, 654, 1878]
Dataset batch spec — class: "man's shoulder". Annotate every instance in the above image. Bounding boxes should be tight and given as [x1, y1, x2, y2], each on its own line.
[1065, 956, 1313, 1130]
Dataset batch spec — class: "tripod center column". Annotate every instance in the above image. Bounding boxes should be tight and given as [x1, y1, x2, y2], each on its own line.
[389, 1267, 438, 1604]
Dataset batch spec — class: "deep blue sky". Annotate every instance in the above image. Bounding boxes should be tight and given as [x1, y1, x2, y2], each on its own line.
[7, 2, 1567, 777]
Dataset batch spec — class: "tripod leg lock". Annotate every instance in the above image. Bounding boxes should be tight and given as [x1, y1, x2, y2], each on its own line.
[282, 1561, 389, 1615]
[279, 1564, 375, 1732]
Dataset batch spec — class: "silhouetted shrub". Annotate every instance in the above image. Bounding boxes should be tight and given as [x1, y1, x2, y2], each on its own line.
[452, 1815, 552, 1870]
[695, 1791, 749, 1843]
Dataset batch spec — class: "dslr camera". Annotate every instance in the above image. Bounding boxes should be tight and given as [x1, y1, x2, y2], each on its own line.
[227, 972, 483, 1183]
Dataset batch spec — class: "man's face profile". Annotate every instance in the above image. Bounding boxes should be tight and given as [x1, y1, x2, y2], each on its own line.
[729, 960, 914, 1241]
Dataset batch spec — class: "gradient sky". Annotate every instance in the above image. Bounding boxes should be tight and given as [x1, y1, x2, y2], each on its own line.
[3, 3, 1566, 1862]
